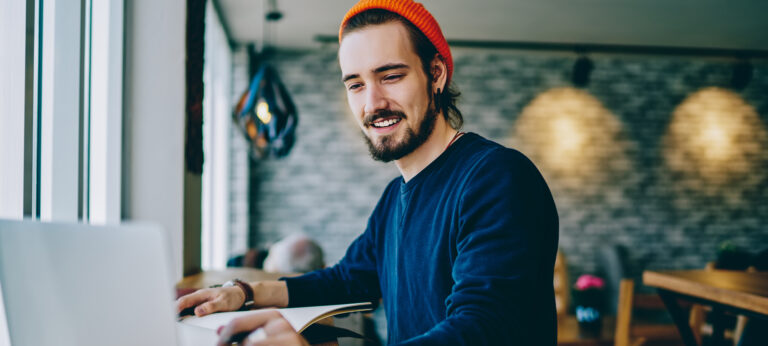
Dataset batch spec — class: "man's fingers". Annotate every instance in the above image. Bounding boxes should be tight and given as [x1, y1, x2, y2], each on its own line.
[177, 287, 245, 316]
[216, 310, 283, 346]
[245, 331, 305, 346]
[243, 319, 305, 346]
[175, 289, 213, 313]
[262, 317, 295, 336]
[195, 297, 228, 316]
[243, 329, 267, 346]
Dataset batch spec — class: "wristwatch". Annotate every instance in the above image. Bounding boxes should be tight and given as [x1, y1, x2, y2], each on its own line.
[222, 278, 255, 309]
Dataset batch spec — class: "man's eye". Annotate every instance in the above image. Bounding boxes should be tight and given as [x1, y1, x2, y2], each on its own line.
[384, 74, 402, 81]
[347, 83, 362, 91]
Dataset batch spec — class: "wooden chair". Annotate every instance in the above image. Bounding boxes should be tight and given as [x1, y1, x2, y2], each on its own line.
[689, 263, 759, 345]
[688, 263, 714, 345]
[554, 251, 570, 317]
[614, 279, 681, 346]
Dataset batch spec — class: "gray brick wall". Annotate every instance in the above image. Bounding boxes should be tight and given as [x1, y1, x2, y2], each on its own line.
[228, 47, 251, 257]
[229, 47, 768, 281]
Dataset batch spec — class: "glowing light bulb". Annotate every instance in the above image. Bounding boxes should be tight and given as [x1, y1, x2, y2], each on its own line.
[512, 87, 629, 192]
[663, 86, 767, 192]
[256, 101, 272, 124]
[701, 123, 730, 161]
[551, 116, 585, 155]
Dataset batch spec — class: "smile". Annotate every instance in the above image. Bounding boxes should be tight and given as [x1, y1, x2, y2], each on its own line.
[371, 117, 401, 128]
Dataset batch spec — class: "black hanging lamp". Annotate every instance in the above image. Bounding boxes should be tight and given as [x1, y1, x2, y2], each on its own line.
[572, 55, 594, 88]
[233, 64, 298, 159]
[232, 0, 297, 159]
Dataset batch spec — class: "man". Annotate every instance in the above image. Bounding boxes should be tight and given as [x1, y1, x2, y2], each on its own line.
[177, 1, 559, 344]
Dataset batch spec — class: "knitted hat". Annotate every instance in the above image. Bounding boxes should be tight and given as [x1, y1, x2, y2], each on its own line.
[339, 0, 453, 86]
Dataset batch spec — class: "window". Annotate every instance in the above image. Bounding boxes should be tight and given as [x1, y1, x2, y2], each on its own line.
[0, 0, 123, 222]
[0, 0, 124, 338]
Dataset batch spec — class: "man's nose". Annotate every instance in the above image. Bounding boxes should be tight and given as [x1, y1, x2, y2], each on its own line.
[363, 84, 388, 115]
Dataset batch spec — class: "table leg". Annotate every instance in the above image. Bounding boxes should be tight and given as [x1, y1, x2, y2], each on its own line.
[657, 289, 700, 346]
[706, 306, 726, 346]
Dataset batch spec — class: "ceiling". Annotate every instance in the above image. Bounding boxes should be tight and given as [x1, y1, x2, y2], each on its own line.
[216, 0, 768, 52]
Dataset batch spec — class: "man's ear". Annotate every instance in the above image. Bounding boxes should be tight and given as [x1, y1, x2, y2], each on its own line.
[430, 53, 448, 93]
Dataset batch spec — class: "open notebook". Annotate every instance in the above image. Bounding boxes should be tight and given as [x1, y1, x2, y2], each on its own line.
[179, 302, 373, 336]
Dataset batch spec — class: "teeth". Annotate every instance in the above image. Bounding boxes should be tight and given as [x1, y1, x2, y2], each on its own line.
[372, 118, 400, 128]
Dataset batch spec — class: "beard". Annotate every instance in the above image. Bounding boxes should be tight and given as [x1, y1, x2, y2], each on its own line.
[362, 103, 438, 162]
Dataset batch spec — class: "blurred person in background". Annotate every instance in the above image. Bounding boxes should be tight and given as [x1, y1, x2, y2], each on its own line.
[262, 234, 326, 274]
[226, 247, 270, 269]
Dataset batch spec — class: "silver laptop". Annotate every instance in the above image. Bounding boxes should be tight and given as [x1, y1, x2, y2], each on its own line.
[0, 219, 216, 346]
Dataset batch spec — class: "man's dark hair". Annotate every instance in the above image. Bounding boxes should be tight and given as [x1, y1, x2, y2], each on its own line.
[341, 9, 463, 130]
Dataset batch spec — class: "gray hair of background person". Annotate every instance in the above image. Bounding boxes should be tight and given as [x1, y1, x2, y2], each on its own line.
[262, 233, 326, 273]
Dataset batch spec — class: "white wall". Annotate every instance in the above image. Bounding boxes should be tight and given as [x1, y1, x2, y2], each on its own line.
[202, 1, 233, 270]
[0, 1, 27, 343]
[123, 0, 187, 278]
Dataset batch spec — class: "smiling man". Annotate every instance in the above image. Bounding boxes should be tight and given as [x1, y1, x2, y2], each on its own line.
[177, 1, 559, 345]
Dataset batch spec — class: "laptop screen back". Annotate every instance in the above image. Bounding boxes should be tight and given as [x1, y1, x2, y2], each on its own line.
[0, 220, 179, 346]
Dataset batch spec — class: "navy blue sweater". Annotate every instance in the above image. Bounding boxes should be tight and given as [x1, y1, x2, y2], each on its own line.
[283, 133, 559, 345]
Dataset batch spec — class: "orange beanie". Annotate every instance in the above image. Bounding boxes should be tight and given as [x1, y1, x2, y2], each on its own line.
[339, 0, 453, 86]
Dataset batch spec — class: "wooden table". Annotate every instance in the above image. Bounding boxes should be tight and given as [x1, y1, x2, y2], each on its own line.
[176, 267, 295, 289]
[643, 270, 768, 346]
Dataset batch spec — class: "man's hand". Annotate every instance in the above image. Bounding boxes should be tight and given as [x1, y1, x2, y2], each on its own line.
[216, 310, 309, 346]
[177, 286, 246, 317]
[176, 281, 289, 317]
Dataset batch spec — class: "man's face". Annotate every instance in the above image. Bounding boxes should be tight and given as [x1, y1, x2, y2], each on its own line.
[339, 22, 437, 162]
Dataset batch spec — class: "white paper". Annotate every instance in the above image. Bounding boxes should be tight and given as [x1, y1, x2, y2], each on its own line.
[277, 302, 371, 332]
[177, 322, 220, 346]
[178, 302, 372, 333]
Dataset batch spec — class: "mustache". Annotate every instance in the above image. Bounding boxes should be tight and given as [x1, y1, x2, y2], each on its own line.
[363, 109, 407, 127]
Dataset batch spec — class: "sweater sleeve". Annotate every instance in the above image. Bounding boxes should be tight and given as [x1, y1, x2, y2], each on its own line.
[280, 221, 382, 307]
[279, 179, 399, 307]
[396, 149, 559, 345]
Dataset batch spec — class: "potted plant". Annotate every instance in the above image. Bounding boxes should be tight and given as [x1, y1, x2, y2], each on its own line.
[573, 274, 605, 337]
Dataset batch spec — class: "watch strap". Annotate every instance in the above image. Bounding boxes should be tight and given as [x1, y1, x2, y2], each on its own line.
[226, 278, 254, 309]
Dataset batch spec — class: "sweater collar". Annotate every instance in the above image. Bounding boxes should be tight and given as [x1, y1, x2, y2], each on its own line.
[400, 132, 476, 193]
